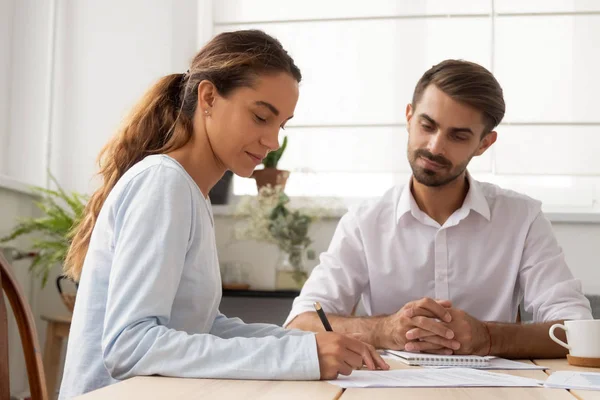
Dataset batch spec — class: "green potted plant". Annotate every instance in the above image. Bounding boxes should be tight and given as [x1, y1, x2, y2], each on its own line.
[251, 135, 290, 191]
[233, 185, 328, 290]
[0, 175, 87, 312]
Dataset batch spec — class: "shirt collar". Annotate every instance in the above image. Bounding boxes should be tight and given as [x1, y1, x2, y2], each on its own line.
[462, 172, 491, 221]
[396, 172, 491, 225]
[396, 176, 414, 223]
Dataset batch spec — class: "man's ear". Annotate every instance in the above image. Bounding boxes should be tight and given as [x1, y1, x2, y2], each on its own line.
[406, 103, 414, 124]
[197, 80, 217, 111]
[475, 131, 497, 156]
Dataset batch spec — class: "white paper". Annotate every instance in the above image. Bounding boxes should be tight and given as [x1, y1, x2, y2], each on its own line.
[544, 371, 600, 391]
[327, 368, 544, 389]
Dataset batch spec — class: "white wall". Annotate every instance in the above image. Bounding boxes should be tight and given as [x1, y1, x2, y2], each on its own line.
[2, 0, 53, 186]
[1, 0, 205, 193]
[50, 0, 201, 194]
[0, 0, 14, 175]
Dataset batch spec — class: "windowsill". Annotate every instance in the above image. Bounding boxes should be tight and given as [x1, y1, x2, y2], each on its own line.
[212, 201, 600, 224]
[222, 288, 300, 298]
[2, 178, 598, 224]
[212, 201, 348, 220]
[542, 210, 600, 224]
[0, 175, 36, 196]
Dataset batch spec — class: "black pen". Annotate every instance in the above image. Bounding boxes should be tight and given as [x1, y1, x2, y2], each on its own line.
[314, 301, 333, 332]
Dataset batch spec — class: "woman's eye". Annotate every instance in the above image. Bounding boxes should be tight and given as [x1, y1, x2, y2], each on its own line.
[254, 114, 267, 123]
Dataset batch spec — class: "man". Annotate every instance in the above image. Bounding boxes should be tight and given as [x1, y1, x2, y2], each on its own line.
[285, 60, 592, 358]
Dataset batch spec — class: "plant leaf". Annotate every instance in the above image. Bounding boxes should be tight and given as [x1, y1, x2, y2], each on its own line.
[1, 171, 88, 288]
[261, 136, 288, 168]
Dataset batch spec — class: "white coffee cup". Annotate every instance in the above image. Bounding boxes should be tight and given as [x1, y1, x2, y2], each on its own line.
[549, 320, 600, 358]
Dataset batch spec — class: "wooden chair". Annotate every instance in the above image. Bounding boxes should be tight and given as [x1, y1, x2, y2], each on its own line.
[0, 253, 48, 400]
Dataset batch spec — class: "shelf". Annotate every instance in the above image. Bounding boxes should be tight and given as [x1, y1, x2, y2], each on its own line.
[222, 288, 300, 298]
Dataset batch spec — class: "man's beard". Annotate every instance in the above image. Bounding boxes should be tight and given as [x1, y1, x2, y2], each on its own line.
[409, 148, 470, 187]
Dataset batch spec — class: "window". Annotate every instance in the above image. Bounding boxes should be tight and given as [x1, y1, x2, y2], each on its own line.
[215, 0, 600, 211]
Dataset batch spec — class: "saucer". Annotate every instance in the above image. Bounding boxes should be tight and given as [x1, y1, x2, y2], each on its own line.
[567, 354, 600, 368]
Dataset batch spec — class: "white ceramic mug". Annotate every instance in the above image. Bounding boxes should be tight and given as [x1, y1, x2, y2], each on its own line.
[549, 320, 600, 358]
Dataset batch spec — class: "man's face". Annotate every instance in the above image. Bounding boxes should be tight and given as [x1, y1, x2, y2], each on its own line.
[406, 85, 497, 187]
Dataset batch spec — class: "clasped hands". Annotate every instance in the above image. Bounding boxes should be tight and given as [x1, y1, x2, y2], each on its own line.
[373, 298, 491, 356]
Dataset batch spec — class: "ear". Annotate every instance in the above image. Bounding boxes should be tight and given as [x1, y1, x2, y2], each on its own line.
[197, 80, 217, 112]
[406, 103, 414, 124]
[474, 131, 497, 156]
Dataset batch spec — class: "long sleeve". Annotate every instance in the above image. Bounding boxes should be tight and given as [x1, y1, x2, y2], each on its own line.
[101, 164, 320, 381]
[210, 312, 311, 338]
[519, 212, 592, 322]
[284, 209, 369, 327]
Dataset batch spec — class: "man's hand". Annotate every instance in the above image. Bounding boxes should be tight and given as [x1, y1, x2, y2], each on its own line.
[373, 297, 460, 353]
[405, 308, 491, 356]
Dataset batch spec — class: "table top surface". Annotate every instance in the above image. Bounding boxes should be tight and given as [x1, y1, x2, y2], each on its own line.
[534, 358, 600, 400]
[74, 357, 600, 400]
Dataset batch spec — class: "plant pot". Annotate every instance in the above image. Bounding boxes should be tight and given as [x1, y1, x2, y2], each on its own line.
[275, 246, 309, 290]
[56, 275, 77, 313]
[252, 168, 290, 191]
[209, 170, 234, 204]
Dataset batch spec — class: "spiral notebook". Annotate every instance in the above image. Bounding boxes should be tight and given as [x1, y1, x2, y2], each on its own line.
[384, 350, 493, 367]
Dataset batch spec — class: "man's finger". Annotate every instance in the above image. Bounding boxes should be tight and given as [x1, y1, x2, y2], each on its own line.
[422, 348, 454, 355]
[405, 340, 453, 352]
[404, 308, 448, 320]
[411, 316, 455, 339]
[403, 342, 451, 354]
[436, 299, 452, 308]
[419, 334, 461, 350]
[406, 327, 437, 340]
[405, 298, 452, 322]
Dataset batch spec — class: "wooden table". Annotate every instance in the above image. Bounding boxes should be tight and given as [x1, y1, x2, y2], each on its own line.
[534, 358, 600, 400]
[340, 357, 572, 399]
[74, 358, 600, 399]
[76, 378, 342, 400]
[41, 314, 71, 398]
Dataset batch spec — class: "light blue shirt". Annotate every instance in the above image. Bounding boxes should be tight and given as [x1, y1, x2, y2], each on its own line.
[59, 155, 320, 399]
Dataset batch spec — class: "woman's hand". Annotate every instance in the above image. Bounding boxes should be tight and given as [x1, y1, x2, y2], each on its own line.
[315, 332, 389, 379]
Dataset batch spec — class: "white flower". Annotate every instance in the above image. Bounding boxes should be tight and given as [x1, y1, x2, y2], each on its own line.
[232, 185, 329, 248]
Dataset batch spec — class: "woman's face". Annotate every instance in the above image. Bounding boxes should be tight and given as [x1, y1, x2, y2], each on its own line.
[202, 72, 299, 177]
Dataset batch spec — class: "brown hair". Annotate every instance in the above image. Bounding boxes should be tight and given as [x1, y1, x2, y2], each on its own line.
[412, 59, 505, 134]
[64, 30, 301, 281]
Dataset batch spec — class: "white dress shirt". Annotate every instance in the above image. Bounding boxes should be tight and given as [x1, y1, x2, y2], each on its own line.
[285, 174, 592, 327]
[60, 155, 319, 399]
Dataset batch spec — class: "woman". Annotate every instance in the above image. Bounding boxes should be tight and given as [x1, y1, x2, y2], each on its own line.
[58, 30, 388, 398]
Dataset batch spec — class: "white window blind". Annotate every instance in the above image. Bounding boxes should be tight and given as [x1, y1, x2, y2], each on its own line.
[215, 0, 600, 211]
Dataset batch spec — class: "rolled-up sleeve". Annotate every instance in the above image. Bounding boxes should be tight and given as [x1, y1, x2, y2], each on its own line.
[284, 209, 369, 327]
[519, 212, 592, 322]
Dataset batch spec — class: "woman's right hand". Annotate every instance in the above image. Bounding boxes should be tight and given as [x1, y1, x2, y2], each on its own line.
[315, 332, 389, 379]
